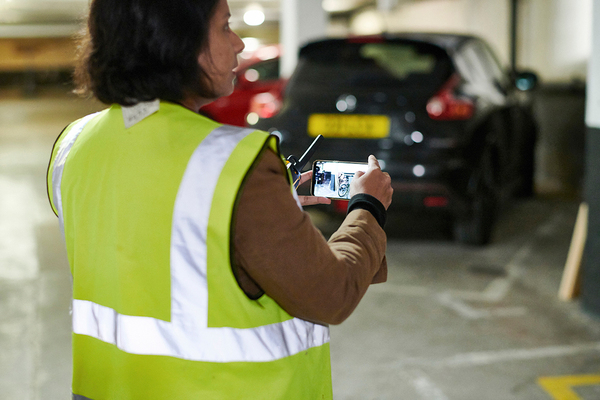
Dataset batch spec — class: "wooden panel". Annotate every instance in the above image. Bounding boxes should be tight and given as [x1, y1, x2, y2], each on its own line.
[559, 202, 588, 301]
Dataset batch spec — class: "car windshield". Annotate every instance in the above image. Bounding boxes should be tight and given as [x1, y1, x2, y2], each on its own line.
[293, 40, 453, 90]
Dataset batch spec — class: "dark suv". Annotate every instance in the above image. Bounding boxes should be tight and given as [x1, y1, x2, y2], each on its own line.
[252, 34, 538, 245]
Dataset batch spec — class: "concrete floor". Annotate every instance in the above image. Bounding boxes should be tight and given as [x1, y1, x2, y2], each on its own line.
[1, 88, 600, 399]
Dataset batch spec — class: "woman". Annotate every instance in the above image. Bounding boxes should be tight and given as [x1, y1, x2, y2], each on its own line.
[47, 0, 393, 398]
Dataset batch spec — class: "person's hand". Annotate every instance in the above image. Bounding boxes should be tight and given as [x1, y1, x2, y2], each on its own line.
[297, 170, 331, 206]
[349, 155, 393, 209]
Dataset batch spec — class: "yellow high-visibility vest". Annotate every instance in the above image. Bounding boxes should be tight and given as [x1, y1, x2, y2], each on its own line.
[47, 101, 332, 400]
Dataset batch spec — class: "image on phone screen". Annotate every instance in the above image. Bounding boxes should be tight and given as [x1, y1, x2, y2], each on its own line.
[312, 160, 367, 200]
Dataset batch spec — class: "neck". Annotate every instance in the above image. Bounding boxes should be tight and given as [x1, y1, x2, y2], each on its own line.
[179, 96, 215, 113]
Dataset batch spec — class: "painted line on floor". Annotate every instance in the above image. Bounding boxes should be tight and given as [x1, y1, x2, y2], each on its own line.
[448, 245, 530, 303]
[372, 281, 529, 320]
[380, 217, 560, 319]
[378, 213, 568, 321]
[538, 375, 600, 400]
[386, 342, 600, 370]
[370, 283, 431, 297]
[436, 292, 527, 319]
[405, 369, 450, 400]
[436, 213, 566, 317]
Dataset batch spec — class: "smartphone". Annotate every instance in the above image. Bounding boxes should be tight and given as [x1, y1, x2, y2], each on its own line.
[311, 160, 368, 200]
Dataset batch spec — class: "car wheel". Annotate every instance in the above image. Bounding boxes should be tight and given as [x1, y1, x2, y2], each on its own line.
[338, 183, 349, 198]
[453, 146, 499, 245]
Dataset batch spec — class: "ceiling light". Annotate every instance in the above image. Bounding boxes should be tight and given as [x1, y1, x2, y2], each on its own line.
[242, 37, 261, 53]
[351, 9, 385, 35]
[323, 0, 370, 13]
[244, 5, 265, 26]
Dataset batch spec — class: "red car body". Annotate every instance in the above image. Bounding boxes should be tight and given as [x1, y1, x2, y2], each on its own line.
[200, 46, 284, 127]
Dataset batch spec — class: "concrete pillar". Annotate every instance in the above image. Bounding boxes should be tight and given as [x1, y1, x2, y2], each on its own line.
[280, 0, 327, 78]
[377, 0, 399, 12]
[583, 0, 600, 317]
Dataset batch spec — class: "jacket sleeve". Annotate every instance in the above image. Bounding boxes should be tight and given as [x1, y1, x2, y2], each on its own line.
[232, 148, 387, 325]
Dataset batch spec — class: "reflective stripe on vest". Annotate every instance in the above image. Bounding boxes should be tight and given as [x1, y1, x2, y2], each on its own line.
[52, 120, 330, 363]
[51, 112, 100, 236]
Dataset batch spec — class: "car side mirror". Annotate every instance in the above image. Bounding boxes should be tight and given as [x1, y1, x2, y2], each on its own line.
[514, 71, 538, 91]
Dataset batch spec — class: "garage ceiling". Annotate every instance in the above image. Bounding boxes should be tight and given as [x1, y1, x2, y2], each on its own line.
[0, 0, 429, 37]
[0, 0, 405, 25]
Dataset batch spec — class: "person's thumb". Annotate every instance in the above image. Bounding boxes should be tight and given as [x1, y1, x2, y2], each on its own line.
[367, 155, 380, 171]
[354, 170, 365, 179]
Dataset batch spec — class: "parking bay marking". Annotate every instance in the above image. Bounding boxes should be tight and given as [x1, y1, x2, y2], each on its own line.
[402, 369, 450, 400]
[378, 213, 566, 319]
[384, 342, 600, 370]
[538, 375, 600, 400]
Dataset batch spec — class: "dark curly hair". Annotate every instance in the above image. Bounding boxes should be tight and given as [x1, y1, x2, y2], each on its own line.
[74, 0, 220, 105]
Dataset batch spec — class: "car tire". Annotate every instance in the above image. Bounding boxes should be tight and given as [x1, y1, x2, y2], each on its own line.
[453, 146, 499, 245]
[515, 128, 537, 198]
[338, 183, 349, 198]
[453, 190, 496, 245]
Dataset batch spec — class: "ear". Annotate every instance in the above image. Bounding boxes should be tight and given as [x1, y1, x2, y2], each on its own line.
[197, 45, 215, 73]
[197, 49, 209, 68]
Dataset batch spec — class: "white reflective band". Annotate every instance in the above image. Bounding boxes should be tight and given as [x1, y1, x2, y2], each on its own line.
[52, 113, 100, 236]
[169, 125, 251, 330]
[53, 120, 330, 363]
[73, 299, 329, 362]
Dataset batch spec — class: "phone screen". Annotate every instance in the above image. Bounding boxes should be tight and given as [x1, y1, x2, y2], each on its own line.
[311, 160, 368, 200]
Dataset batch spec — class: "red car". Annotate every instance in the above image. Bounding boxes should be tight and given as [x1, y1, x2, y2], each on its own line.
[200, 46, 285, 127]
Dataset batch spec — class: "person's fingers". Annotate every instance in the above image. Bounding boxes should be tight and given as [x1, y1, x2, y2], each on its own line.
[298, 196, 332, 206]
[354, 170, 365, 179]
[298, 170, 312, 186]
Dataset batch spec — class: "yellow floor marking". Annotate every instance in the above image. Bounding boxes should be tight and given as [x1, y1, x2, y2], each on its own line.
[538, 375, 600, 400]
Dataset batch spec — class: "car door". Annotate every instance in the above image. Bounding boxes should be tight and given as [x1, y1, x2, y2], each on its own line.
[475, 40, 533, 185]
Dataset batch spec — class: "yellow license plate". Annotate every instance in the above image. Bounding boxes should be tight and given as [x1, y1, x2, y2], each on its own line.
[307, 114, 391, 138]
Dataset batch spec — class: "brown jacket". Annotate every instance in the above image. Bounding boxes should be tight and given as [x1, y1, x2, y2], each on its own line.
[232, 148, 387, 326]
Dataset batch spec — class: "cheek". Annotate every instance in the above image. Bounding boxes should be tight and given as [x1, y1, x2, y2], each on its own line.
[198, 50, 229, 77]
[213, 48, 232, 72]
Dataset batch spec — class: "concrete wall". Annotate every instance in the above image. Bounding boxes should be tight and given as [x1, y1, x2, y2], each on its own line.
[345, 0, 592, 84]
[518, 0, 591, 82]
[534, 85, 586, 196]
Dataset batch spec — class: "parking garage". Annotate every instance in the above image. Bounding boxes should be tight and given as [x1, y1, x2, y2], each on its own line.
[1, 1, 600, 399]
